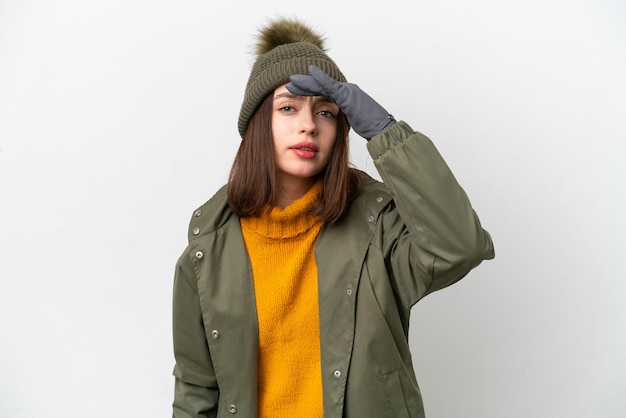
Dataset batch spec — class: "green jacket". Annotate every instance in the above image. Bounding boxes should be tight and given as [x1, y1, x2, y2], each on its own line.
[172, 122, 494, 417]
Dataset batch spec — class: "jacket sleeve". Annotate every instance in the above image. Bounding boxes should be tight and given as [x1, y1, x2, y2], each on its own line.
[367, 121, 495, 307]
[172, 248, 219, 418]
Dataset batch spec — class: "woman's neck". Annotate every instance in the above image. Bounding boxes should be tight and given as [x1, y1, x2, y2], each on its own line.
[276, 175, 317, 209]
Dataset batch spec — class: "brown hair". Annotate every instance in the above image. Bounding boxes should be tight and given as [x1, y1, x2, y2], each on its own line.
[227, 93, 359, 224]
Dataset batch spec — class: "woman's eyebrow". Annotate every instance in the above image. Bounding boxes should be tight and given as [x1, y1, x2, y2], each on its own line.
[274, 92, 334, 103]
[274, 92, 302, 100]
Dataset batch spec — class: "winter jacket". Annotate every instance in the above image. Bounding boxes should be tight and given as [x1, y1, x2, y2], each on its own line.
[172, 121, 495, 417]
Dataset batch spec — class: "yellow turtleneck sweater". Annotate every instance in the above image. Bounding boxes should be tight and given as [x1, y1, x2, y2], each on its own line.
[240, 181, 325, 418]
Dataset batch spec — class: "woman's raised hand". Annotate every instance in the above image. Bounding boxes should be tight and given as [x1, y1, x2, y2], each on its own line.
[287, 65, 396, 140]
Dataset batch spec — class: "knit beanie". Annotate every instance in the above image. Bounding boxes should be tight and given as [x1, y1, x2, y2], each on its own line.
[237, 18, 347, 138]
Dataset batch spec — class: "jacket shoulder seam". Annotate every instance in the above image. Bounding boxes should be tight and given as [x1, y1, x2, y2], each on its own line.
[187, 185, 234, 242]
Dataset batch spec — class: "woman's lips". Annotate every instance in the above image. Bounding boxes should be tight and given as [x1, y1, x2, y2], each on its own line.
[290, 142, 318, 159]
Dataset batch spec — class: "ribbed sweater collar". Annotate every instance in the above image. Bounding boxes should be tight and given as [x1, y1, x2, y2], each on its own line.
[241, 180, 323, 240]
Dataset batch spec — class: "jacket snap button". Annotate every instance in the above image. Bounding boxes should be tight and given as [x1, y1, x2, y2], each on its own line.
[211, 330, 220, 339]
[192, 227, 200, 235]
[333, 370, 341, 378]
[368, 216, 374, 222]
[194, 209, 202, 217]
[346, 288, 353, 296]
[376, 196, 383, 202]
[228, 404, 237, 414]
[195, 251, 204, 260]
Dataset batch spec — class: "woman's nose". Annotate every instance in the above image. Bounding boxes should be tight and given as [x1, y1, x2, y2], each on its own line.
[298, 109, 317, 134]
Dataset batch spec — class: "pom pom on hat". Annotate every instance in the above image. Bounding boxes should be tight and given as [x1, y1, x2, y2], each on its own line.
[238, 17, 346, 138]
[255, 18, 326, 56]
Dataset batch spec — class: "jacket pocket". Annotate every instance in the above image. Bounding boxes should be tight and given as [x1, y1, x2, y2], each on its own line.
[380, 370, 411, 418]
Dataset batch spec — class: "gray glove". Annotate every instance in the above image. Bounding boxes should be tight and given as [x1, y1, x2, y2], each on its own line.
[287, 65, 396, 140]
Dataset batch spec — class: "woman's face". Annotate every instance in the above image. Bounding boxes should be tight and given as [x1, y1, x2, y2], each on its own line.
[271, 84, 339, 187]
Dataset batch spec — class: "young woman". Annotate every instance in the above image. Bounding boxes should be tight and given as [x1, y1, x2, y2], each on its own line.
[172, 18, 494, 418]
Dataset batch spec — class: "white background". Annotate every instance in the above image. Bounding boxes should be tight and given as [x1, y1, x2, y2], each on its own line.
[1, 0, 625, 417]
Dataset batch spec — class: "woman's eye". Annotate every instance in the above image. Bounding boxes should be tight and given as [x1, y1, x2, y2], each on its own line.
[279, 105, 294, 112]
[319, 110, 335, 118]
